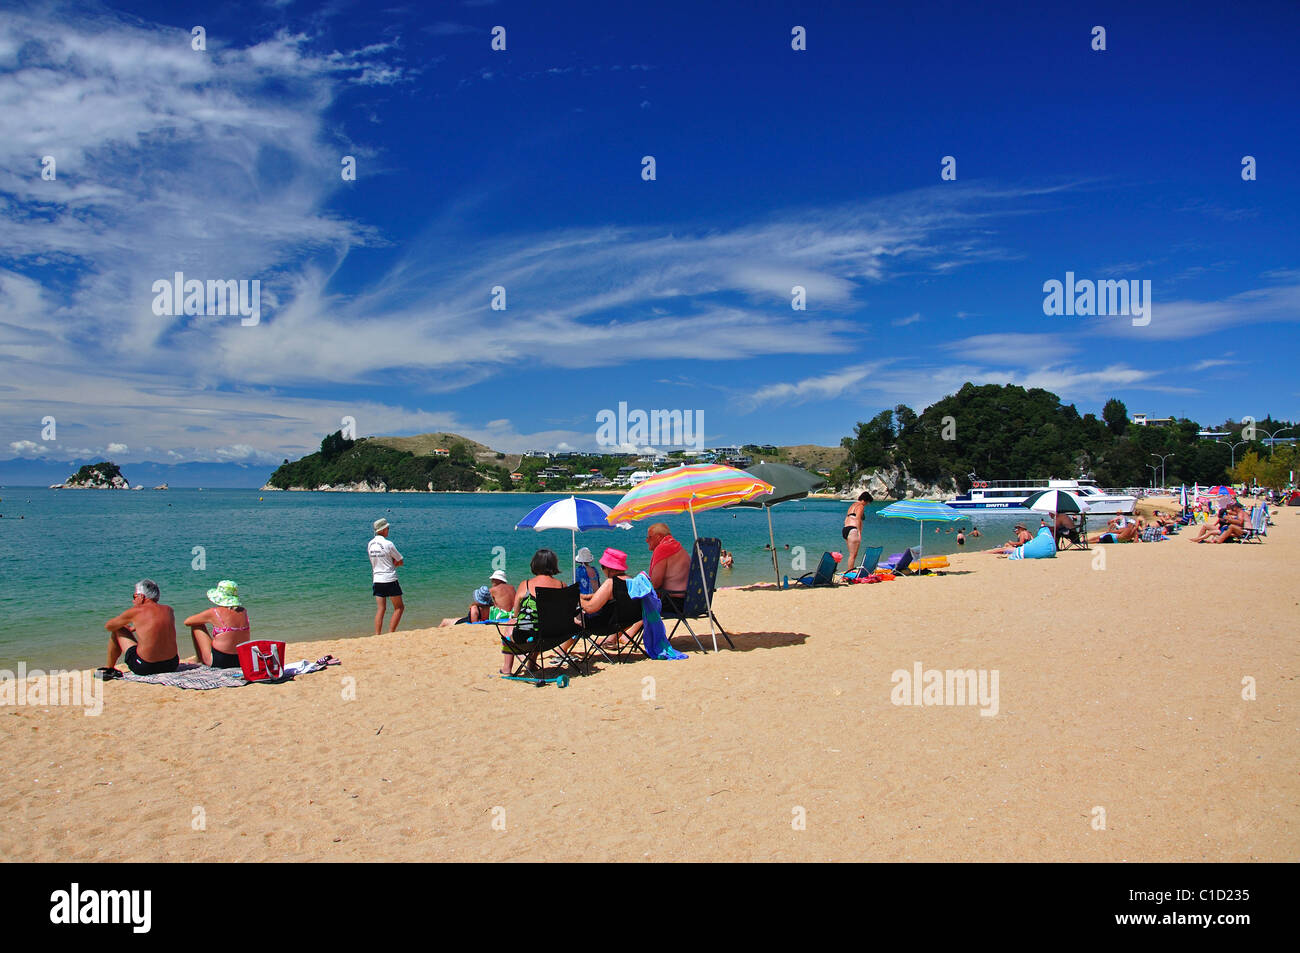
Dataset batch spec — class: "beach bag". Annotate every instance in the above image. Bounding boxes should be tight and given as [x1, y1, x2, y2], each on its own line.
[237, 639, 286, 682]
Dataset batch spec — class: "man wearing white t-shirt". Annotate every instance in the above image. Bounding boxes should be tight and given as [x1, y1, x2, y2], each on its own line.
[368, 518, 405, 635]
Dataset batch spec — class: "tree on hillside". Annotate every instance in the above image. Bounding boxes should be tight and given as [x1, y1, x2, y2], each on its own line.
[841, 409, 895, 471]
[448, 440, 475, 467]
[320, 430, 354, 463]
[1102, 398, 1128, 437]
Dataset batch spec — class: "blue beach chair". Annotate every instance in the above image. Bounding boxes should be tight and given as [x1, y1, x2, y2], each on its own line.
[792, 551, 838, 588]
[663, 538, 731, 651]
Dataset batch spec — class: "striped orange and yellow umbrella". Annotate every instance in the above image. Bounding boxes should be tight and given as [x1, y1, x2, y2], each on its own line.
[605, 463, 774, 525]
[606, 463, 773, 651]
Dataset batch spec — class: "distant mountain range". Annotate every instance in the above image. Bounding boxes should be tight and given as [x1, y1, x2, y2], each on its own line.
[2, 433, 848, 490]
[0, 459, 275, 489]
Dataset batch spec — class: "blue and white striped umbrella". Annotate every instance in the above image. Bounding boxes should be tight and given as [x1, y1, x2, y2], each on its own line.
[876, 499, 964, 553]
[515, 496, 631, 564]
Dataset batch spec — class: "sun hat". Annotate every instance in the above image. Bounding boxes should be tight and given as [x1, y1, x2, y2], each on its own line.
[373, 517, 389, 533]
[574, 546, 594, 564]
[473, 585, 492, 605]
[490, 569, 508, 583]
[598, 548, 628, 573]
[207, 579, 241, 608]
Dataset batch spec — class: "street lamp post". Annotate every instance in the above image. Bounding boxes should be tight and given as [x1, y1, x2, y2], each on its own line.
[1146, 464, 1159, 490]
[1229, 440, 1248, 469]
[1261, 427, 1294, 458]
[1151, 453, 1175, 490]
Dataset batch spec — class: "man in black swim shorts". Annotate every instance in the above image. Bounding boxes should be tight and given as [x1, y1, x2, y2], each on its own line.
[102, 579, 180, 676]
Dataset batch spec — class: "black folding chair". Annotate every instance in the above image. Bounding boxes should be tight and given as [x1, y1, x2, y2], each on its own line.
[1057, 514, 1089, 551]
[581, 577, 645, 659]
[494, 583, 584, 678]
[662, 537, 732, 651]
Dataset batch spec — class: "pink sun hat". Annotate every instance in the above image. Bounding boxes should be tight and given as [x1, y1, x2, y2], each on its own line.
[599, 548, 629, 573]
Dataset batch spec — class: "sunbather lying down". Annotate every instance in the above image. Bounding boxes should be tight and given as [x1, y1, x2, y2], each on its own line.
[1086, 515, 1142, 544]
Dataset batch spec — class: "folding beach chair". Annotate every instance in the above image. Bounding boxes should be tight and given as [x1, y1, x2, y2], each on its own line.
[843, 545, 883, 582]
[1056, 515, 1089, 551]
[581, 576, 645, 660]
[494, 583, 585, 679]
[880, 548, 915, 573]
[1242, 505, 1267, 543]
[663, 537, 731, 651]
[792, 551, 838, 588]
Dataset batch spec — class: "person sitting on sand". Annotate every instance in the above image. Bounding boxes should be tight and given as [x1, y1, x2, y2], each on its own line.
[498, 549, 567, 675]
[581, 548, 643, 649]
[488, 569, 514, 615]
[988, 524, 1034, 553]
[102, 579, 179, 676]
[574, 547, 601, 595]
[840, 492, 872, 572]
[438, 585, 493, 627]
[183, 579, 249, 668]
[646, 523, 689, 613]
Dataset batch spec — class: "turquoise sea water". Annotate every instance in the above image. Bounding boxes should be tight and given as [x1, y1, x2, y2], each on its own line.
[0, 489, 1027, 669]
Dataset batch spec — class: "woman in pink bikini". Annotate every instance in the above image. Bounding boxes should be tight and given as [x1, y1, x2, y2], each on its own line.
[183, 579, 250, 668]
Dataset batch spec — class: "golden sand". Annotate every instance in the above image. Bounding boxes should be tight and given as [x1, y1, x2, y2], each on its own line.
[3, 501, 1296, 861]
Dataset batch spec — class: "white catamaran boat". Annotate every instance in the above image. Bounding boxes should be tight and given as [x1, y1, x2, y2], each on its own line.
[945, 478, 1136, 515]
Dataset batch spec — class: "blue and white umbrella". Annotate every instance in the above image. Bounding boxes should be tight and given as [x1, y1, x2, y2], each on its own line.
[515, 496, 631, 564]
[876, 498, 964, 554]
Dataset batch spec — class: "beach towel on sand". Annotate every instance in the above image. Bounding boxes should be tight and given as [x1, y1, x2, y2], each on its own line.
[121, 663, 250, 690]
[121, 659, 329, 690]
[627, 572, 688, 661]
[1008, 527, 1056, 560]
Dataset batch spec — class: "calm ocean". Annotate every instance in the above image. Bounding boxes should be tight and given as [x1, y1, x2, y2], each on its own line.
[0, 488, 1026, 669]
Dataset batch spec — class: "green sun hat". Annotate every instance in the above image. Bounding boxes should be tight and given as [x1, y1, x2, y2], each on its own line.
[206, 579, 242, 607]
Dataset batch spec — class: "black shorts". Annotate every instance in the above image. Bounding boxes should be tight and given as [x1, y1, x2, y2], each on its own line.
[372, 581, 403, 597]
[655, 589, 685, 615]
[210, 647, 242, 669]
[124, 645, 180, 676]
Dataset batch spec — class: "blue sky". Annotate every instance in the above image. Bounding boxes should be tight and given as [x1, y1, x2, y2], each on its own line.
[2, 0, 1298, 473]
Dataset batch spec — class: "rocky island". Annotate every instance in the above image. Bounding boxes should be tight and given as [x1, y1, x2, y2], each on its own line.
[50, 461, 130, 490]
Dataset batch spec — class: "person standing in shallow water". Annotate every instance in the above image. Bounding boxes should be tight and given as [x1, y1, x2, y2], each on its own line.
[368, 518, 404, 635]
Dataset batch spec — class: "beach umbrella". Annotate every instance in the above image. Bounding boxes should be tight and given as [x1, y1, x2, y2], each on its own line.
[1022, 488, 1091, 514]
[730, 462, 827, 585]
[515, 496, 631, 564]
[606, 464, 774, 651]
[876, 498, 964, 554]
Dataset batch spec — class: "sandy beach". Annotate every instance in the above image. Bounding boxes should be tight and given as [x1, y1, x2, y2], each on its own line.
[3, 499, 1296, 862]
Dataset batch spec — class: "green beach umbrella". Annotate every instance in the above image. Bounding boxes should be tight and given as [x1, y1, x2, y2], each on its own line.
[876, 498, 964, 554]
[730, 462, 826, 585]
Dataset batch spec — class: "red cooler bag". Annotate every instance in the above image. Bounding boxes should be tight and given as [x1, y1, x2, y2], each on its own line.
[236, 639, 286, 682]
